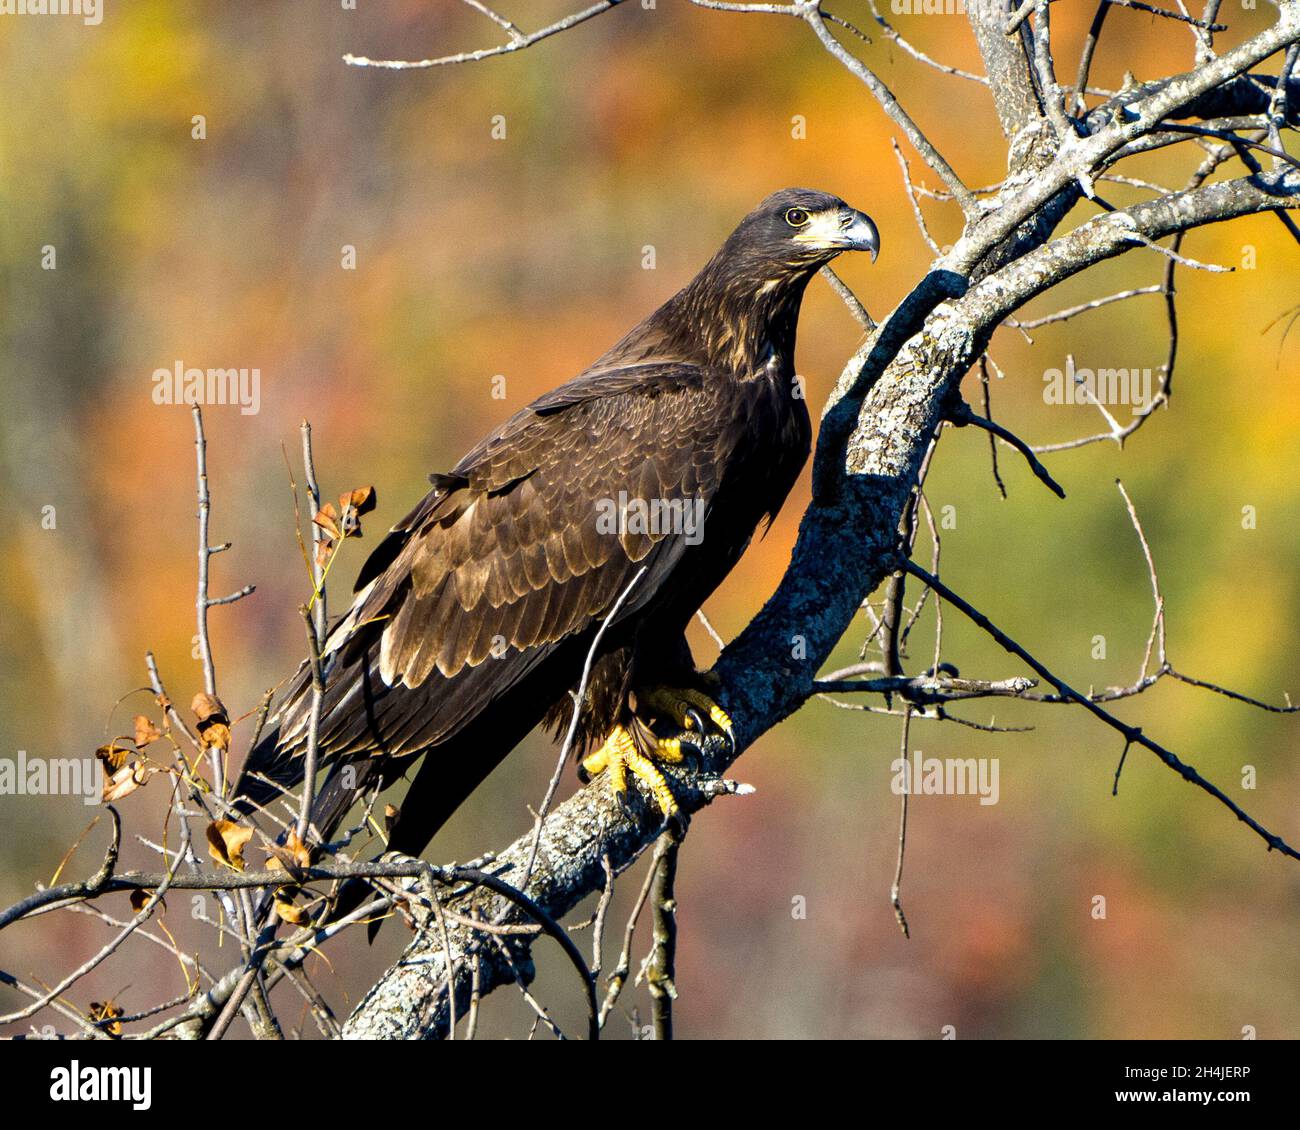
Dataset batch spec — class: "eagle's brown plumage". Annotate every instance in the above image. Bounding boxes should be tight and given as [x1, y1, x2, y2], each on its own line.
[234, 188, 878, 863]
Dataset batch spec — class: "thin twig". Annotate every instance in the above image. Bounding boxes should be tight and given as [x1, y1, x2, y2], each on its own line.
[891, 706, 911, 939]
[645, 831, 680, 1040]
[519, 567, 648, 893]
[904, 562, 1300, 863]
[947, 398, 1067, 499]
[344, 1, 624, 69]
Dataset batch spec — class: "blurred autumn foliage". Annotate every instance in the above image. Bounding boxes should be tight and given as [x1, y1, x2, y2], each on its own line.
[0, 1, 1297, 1038]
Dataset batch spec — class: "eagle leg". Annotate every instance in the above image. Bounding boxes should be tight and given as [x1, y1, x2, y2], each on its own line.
[633, 684, 735, 751]
[580, 722, 686, 821]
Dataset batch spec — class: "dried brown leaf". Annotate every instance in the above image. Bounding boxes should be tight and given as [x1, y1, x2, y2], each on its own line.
[129, 888, 164, 915]
[312, 503, 341, 540]
[101, 756, 156, 803]
[341, 485, 376, 515]
[191, 692, 229, 726]
[283, 828, 312, 869]
[192, 694, 230, 752]
[265, 829, 312, 879]
[89, 999, 123, 1036]
[95, 742, 130, 775]
[273, 894, 310, 926]
[199, 721, 231, 753]
[133, 714, 162, 748]
[206, 819, 253, 872]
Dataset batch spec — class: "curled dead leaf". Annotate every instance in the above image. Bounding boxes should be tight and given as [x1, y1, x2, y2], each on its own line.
[273, 890, 311, 926]
[191, 694, 230, 752]
[338, 486, 376, 536]
[191, 692, 229, 727]
[206, 819, 253, 872]
[341, 485, 376, 515]
[282, 828, 312, 869]
[100, 754, 157, 803]
[129, 888, 164, 915]
[133, 714, 162, 748]
[89, 999, 124, 1037]
[312, 503, 341, 541]
[199, 721, 231, 753]
[95, 742, 130, 775]
[265, 829, 312, 879]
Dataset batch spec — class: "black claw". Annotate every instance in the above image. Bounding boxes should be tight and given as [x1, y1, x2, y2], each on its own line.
[684, 706, 706, 734]
[663, 809, 690, 839]
[576, 764, 591, 785]
[673, 733, 705, 775]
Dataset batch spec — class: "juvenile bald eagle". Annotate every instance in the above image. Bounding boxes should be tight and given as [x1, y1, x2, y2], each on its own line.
[234, 188, 878, 860]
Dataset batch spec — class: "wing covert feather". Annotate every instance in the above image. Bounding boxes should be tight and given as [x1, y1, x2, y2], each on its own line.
[334, 365, 742, 690]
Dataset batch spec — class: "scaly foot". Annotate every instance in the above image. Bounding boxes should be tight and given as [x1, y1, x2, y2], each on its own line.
[634, 684, 735, 750]
[580, 721, 686, 821]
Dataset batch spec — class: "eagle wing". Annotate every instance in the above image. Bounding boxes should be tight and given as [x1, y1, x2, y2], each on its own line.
[271, 362, 748, 760]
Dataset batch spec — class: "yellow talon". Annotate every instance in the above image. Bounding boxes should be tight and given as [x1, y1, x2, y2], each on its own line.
[580, 684, 735, 820]
[637, 685, 734, 742]
[581, 724, 682, 818]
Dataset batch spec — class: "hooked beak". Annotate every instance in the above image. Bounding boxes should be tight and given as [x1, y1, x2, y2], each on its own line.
[792, 207, 880, 261]
[837, 208, 880, 261]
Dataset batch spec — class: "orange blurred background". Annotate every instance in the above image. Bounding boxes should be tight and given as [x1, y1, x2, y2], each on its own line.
[0, 1, 1297, 1039]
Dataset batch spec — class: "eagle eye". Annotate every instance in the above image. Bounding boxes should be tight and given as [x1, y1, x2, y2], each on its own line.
[784, 207, 811, 228]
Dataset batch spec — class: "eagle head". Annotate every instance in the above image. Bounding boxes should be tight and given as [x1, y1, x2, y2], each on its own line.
[604, 187, 880, 375]
[731, 188, 879, 269]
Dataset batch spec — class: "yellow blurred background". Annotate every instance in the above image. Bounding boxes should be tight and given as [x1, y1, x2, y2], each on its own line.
[0, 1, 1296, 1039]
